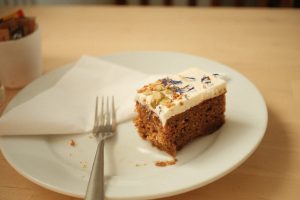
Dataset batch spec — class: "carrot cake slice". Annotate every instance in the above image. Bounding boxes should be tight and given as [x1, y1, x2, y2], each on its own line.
[134, 68, 227, 157]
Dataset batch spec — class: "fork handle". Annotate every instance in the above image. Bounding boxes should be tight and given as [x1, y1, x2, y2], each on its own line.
[85, 139, 105, 200]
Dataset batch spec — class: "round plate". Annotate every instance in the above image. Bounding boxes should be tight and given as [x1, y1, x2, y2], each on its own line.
[0, 51, 267, 200]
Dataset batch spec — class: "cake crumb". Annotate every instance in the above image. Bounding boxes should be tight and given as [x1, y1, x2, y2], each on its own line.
[80, 161, 88, 169]
[135, 163, 147, 167]
[69, 139, 76, 147]
[155, 159, 177, 167]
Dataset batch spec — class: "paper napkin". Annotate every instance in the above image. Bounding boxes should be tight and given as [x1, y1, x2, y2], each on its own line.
[0, 56, 158, 135]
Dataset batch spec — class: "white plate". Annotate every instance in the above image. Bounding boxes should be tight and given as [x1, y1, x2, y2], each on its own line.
[0, 51, 267, 200]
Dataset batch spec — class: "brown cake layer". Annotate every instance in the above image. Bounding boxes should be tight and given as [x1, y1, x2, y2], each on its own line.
[134, 94, 226, 157]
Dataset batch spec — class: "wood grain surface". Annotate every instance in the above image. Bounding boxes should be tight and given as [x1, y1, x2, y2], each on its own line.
[0, 6, 299, 200]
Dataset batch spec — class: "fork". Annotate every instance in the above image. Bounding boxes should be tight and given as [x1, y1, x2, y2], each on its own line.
[85, 96, 116, 200]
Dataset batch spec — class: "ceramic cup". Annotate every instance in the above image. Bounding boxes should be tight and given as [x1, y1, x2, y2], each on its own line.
[0, 27, 42, 89]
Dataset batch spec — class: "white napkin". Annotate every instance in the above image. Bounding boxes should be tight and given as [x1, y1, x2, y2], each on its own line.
[0, 56, 157, 135]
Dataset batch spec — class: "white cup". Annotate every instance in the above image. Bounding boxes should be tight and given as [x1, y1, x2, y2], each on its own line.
[0, 27, 42, 89]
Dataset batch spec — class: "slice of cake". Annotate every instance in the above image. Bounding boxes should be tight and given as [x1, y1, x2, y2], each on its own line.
[134, 68, 227, 157]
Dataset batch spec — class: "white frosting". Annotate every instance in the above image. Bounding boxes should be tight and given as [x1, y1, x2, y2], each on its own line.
[136, 68, 226, 126]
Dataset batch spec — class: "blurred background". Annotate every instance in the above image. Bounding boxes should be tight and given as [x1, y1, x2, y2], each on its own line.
[0, 0, 299, 7]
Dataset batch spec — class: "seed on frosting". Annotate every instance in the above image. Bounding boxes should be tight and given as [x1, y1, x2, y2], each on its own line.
[165, 88, 173, 95]
[160, 97, 171, 104]
[137, 86, 147, 93]
[154, 84, 164, 91]
[152, 91, 163, 99]
[143, 90, 152, 95]
[160, 97, 174, 108]
[150, 91, 165, 109]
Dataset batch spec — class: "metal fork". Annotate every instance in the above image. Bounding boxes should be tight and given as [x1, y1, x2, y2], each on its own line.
[85, 96, 116, 200]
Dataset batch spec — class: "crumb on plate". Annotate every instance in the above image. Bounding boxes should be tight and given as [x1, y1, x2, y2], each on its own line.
[69, 139, 76, 147]
[155, 158, 177, 167]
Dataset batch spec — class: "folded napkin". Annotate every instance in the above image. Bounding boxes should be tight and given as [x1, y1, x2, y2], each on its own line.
[0, 56, 159, 135]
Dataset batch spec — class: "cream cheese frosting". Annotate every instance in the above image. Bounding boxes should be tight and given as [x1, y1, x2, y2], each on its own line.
[135, 68, 227, 126]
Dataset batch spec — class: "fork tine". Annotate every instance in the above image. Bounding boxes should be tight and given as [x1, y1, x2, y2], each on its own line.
[93, 96, 99, 135]
[105, 96, 110, 128]
[94, 96, 98, 124]
[111, 96, 116, 131]
[100, 96, 104, 128]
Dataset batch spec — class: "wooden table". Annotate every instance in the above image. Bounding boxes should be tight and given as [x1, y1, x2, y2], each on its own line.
[0, 6, 299, 200]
